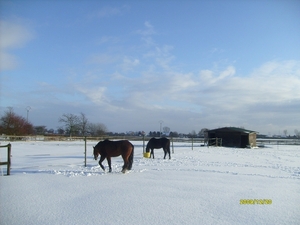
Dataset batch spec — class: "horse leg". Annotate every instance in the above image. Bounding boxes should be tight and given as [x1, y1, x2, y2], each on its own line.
[151, 148, 154, 159]
[121, 161, 128, 173]
[107, 157, 112, 172]
[99, 155, 106, 171]
[121, 158, 128, 173]
[163, 148, 167, 159]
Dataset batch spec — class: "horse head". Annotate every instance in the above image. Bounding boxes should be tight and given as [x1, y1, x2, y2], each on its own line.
[145, 146, 150, 153]
[93, 146, 99, 160]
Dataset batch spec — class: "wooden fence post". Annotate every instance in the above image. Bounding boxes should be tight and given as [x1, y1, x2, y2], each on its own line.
[171, 137, 174, 153]
[143, 135, 145, 153]
[0, 144, 11, 176]
[192, 137, 194, 150]
[7, 143, 11, 175]
[84, 136, 87, 167]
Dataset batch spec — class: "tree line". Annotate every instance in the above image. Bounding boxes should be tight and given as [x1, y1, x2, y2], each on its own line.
[0, 108, 107, 136]
[0, 108, 34, 135]
[0, 108, 206, 137]
[1, 108, 300, 138]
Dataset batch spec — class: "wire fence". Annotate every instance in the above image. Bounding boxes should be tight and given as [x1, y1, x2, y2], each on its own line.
[0, 135, 299, 174]
[1, 135, 299, 146]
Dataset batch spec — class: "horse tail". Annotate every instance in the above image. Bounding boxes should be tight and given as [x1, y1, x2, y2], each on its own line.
[128, 143, 134, 170]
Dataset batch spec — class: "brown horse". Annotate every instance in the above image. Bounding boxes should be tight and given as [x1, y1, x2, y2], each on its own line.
[146, 137, 171, 159]
[93, 139, 134, 173]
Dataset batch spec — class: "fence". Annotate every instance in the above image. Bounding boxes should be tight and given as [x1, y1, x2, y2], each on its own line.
[207, 138, 222, 147]
[256, 138, 300, 146]
[1, 135, 299, 170]
[0, 143, 11, 176]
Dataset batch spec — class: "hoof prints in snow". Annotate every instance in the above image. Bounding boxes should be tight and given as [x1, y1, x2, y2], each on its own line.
[21, 156, 300, 179]
[34, 166, 148, 177]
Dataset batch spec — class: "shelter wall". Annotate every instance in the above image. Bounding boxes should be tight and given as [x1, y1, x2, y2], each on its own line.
[208, 130, 257, 148]
[248, 133, 257, 147]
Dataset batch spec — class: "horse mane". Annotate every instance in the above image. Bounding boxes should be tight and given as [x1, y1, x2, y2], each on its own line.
[96, 139, 109, 145]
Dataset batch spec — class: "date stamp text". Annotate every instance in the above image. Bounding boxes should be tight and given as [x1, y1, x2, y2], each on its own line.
[240, 199, 272, 205]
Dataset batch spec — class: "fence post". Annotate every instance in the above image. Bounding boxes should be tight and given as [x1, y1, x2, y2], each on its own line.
[143, 135, 145, 153]
[192, 137, 194, 150]
[7, 144, 11, 175]
[84, 136, 87, 167]
[171, 137, 174, 153]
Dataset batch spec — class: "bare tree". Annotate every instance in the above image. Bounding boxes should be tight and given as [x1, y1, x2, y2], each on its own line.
[57, 128, 65, 135]
[295, 129, 300, 138]
[34, 126, 47, 135]
[198, 128, 209, 145]
[189, 130, 197, 138]
[283, 130, 288, 137]
[58, 113, 80, 137]
[88, 122, 107, 136]
[78, 112, 88, 136]
[169, 131, 179, 137]
[163, 126, 170, 135]
[198, 128, 209, 138]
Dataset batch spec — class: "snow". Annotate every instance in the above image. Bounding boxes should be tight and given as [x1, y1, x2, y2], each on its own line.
[0, 140, 299, 225]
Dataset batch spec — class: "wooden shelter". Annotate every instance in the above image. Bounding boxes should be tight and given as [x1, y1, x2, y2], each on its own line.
[207, 127, 257, 148]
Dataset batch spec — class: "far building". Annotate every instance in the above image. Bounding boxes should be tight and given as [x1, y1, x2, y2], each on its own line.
[207, 127, 257, 148]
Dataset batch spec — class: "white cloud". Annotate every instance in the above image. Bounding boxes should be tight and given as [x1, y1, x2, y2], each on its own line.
[199, 69, 214, 82]
[67, 26, 300, 133]
[0, 20, 33, 49]
[170, 73, 198, 92]
[76, 86, 108, 105]
[137, 21, 156, 36]
[0, 20, 34, 71]
[142, 45, 175, 71]
[88, 5, 130, 19]
[196, 61, 300, 107]
[0, 52, 18, 70]
[120, 57, 140, 72]
[237, 61, 300, 104]
[87, 53, 120, 65]
[78, 60, 300, 120]
[219, 66, 235, 79]
[13, 57, 300, 134]
[96, 36, 120, 45]
[130, 60, 299, 133]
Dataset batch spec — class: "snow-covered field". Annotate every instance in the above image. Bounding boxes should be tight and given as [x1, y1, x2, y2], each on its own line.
[1, 140, 299, 225]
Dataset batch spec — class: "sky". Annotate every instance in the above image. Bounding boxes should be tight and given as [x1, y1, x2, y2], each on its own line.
[0, 0, 300, 135]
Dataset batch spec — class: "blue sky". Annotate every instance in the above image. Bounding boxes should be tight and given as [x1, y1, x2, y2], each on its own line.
[1, 0, 300, 135]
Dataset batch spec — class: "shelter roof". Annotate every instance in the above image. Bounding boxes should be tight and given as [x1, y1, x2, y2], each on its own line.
[208, 127, 257, 134]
